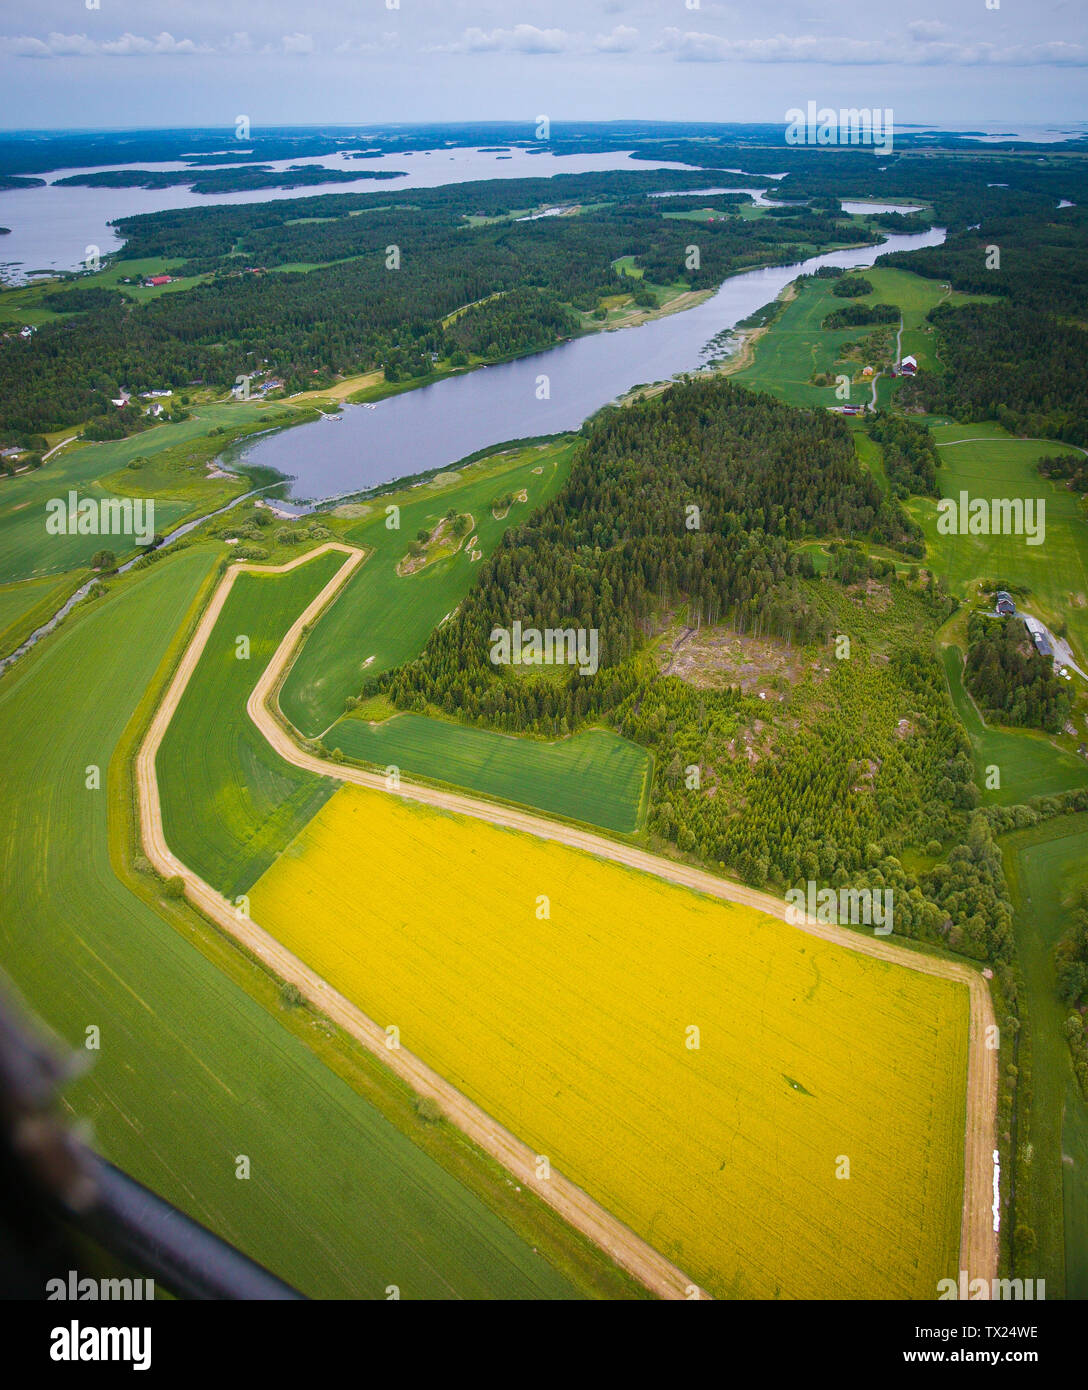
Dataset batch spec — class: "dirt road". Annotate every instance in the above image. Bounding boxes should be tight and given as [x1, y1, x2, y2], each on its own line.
[138, 542, 999, 1297]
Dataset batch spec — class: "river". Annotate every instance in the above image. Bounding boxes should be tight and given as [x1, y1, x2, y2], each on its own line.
[233, 223, 946, 503]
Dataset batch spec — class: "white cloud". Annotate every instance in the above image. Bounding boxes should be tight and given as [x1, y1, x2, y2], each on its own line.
[334, 33, 400, 55]
[653, 28, 1088, 66]
[0, 29, 323, 59]
[594, 26, 639, 54]
[275, 33, 315, 56]
[447, 25, 573, 55]
[907, 21, 951, 42]
[439, 23, 643, 56]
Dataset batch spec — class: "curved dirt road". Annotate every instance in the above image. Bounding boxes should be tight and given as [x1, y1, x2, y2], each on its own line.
[138, 542, 998, 1297]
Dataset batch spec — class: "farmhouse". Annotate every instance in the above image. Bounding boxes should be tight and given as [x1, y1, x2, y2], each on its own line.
[995, 591, 1016, 616]
[899, 354, 918, 375]
[143, 275, 173, 287]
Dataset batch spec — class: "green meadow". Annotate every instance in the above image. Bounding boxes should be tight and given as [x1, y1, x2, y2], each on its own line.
[1002, 813, 1088, 1299]
[0, 546, 584, 1299]
[0, 401, 271, 583]
[941, 646, 1088, 805]
[913, 426, 1088, 660]
[0, 570, 86, 658]
[334, 715, 650, 833]
[732, 265, 992, 410]
[157, 549, 343, 899]
[281, 440, 575, 737]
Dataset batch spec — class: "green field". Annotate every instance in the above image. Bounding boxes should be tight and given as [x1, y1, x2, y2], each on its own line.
[733, 265, 991, 410]
[914, 427, 1088, 661]
[157, 550, 344, 899]
[0, 401, 272, 584]
[0, 546, 580, 1299]
[334, 715, 650, 833]
[281, 441, 575, 737]
[1064, 1079, 1088, 1299]
[0, 570, 86, 657]
[941, 645, 1088, 805]
[1002, 813, 1088, 1298]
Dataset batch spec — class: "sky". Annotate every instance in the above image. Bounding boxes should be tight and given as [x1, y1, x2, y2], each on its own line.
[1, 0, 1086, 132]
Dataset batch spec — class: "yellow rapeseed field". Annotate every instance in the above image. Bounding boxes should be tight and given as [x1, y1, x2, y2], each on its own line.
[251, 785, 968, 1299]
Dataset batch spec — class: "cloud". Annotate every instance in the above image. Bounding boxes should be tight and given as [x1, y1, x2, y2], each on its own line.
[653, 28, 1088, 66]
[0, 30, 322, 59]
[446, 25, 573, 55]
[0, 31, 208, 58]
[334, 33, 400, 56]
[907, 20, 951, 42]
[594, 26, 639, 54]
[439, 24, 643, 56]
[276, 33, 315, 56]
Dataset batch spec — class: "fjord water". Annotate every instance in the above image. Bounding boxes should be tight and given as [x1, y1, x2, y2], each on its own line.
[236, 224, 945, 502]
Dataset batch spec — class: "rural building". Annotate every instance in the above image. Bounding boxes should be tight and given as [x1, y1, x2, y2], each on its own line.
[995, 591, 1016, 615]
[899, 355, 918, 375]
[144, 275, 173, 287]
[1031, 629, 1054, 659]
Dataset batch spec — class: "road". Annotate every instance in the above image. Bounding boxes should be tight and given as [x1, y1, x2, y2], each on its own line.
[138, 541, 999, 1298]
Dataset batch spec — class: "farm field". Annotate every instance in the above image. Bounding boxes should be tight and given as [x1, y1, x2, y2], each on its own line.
[0, 400, 270, 583]
[157, 548, 344, 899]
[250, 783, 970, 1300]
[0, 570, 85, 657]
[0, 547, 580, 1299]
[333, 714, 649, 833]
[732, 265, 990, 410]
[280, 439, 575, 737]
[1002, 812, 1088, 1298]
[941, 646, 1088, 805]
[912, 427, 1088, 662]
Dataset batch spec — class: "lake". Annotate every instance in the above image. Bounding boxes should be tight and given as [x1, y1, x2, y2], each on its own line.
[233, 223, 946, 504]
[0, 147, 711, 282]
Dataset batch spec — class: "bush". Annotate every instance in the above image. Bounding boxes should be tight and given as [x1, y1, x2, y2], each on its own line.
[90, 549, 116, 570]
[413, 1095, 443, 1124]
[163, 875, 185, 899]
[280, 982, 305, 1008]
[832, 276, 873, 298]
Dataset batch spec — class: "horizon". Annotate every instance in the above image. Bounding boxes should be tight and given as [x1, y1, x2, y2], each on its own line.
[2, 1, 1086, 129]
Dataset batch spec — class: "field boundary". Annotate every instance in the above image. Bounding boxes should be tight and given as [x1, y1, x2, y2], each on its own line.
[136, 542, 705, 1301]
[140, 541, 998, 1298]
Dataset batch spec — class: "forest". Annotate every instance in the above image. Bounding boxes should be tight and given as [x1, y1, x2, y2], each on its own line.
[822, 302, 900, 330]
[865, 412, 941, 498]
[964, 613, 1071, 733]
[882, 209, 1088, 444]
[360, 376, 1016, 959]
[0, 171, 871, 435]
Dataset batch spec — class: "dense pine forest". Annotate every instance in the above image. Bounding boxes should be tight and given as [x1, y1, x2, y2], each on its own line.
[363, 375, 1019, 960]
[965, 613, 1072, 733]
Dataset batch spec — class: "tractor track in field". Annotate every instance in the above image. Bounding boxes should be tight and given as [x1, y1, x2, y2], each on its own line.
[137, 541, 998, 1299]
